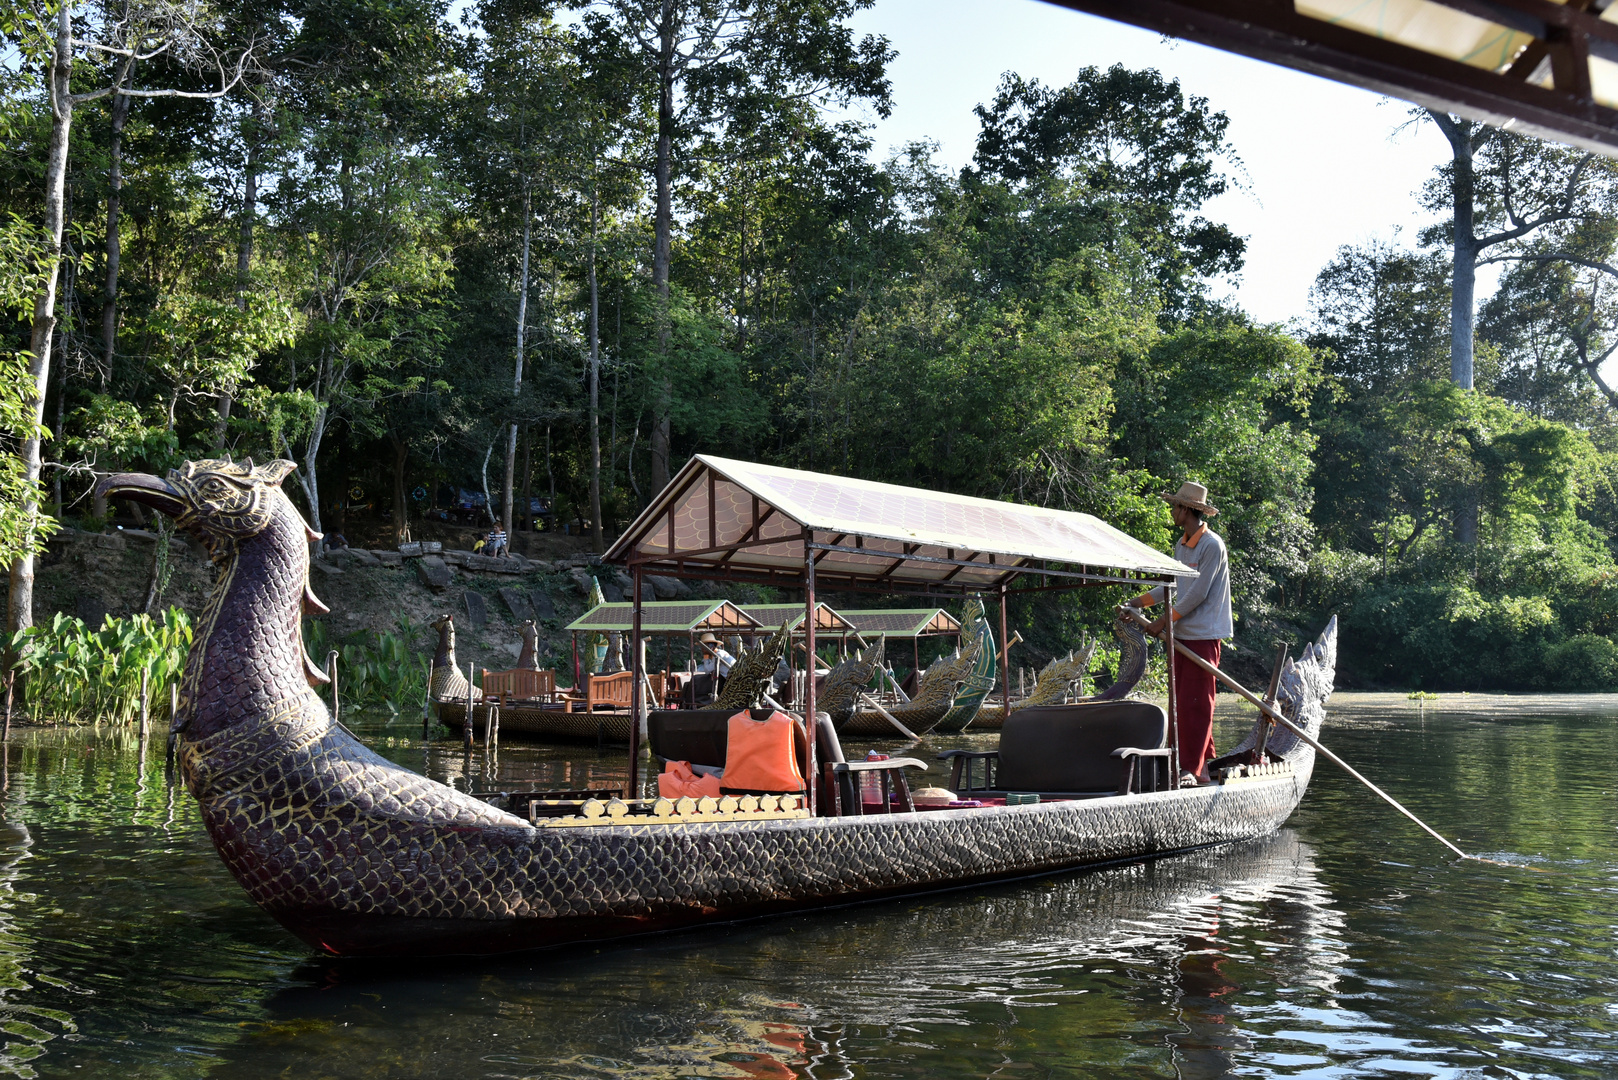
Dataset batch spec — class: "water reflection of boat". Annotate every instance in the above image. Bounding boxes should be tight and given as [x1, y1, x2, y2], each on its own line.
[235, 829, 1341, 1078]
[97, 456, 1339, 959]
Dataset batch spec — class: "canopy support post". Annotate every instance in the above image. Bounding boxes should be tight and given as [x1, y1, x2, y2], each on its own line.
[628, 563, 644, 799]
[803, 534, 818, 816]
[998, 584, 1011, 718]
[1165, 579, 1180, 788]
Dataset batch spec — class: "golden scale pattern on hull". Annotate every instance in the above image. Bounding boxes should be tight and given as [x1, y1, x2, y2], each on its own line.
[97, 458, 1337, 958]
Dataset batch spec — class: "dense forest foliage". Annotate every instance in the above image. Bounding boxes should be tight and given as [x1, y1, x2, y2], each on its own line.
[7, 0, 1618, 689]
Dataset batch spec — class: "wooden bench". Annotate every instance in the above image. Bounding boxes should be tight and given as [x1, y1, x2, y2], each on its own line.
[480, 668, 558, 705]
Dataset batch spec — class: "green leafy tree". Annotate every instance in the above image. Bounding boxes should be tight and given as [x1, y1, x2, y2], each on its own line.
[574, 0, 893, 491]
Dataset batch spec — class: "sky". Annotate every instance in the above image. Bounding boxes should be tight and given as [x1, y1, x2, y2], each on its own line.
[838, 0, 1467, 326]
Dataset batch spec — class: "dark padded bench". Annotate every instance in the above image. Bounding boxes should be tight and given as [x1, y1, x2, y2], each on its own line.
[939, 701, 1171, 799]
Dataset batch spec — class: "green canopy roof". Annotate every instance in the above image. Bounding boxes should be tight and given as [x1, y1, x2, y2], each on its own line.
[564, 600, 760, 634]
[739, 603, 853, 634]
[841, 608, 963, 638]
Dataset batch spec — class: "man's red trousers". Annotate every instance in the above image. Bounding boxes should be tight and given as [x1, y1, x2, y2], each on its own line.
[1174, 638, 1220, 778]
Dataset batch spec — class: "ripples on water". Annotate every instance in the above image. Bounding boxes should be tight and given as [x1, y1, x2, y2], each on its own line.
[0, 697, 1610, 1078]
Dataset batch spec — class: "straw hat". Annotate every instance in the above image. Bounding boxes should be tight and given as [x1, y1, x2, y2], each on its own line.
[1162, 481, 1219, 516]
[699, 632, 720, 645]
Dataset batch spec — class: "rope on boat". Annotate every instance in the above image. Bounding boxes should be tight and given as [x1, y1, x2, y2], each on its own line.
[1120, 608, 1472, 861]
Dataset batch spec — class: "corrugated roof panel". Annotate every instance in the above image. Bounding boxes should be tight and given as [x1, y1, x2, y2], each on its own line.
[606, 455, 1192, 586]
[563, 600, 762, 634]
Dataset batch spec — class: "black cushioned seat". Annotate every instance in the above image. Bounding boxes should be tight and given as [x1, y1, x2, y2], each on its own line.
[940, 701, 1170, 798]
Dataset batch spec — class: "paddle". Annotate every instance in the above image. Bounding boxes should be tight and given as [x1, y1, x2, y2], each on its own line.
[1118, 607, 1473, 861]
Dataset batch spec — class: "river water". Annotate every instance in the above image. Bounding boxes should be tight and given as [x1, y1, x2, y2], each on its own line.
[0, 693, 1612, 1079]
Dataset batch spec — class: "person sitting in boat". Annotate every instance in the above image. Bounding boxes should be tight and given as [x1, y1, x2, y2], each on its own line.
[1126, 481, 1233, 786]
[694, 632, 736, 697]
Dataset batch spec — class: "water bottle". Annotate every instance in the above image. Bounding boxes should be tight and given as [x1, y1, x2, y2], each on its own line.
[861, 751, 889, 809]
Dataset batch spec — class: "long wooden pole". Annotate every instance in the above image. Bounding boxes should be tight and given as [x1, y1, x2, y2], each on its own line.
[857, 691, 918, 741]
[1120, 608, 1470, 860]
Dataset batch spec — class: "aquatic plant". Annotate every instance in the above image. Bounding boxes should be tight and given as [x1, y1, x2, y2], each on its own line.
[303, 618, 429, 717]
[6, 608, 192, 725]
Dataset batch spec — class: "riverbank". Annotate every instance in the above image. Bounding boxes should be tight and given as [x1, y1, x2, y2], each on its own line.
[27, 526, 772, 677]
[1220, 688, 1618, 720]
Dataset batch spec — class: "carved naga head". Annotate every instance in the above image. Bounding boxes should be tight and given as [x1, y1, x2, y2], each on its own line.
[95, 458, 312, 562]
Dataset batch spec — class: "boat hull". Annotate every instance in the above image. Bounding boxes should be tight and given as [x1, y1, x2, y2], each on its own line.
[837, 704, 949, 738]
[436, 700, 634, 743]
[245, 753, 1314, 958]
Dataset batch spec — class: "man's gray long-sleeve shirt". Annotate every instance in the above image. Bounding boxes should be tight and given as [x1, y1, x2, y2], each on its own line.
[1149, 525, 1234, 641]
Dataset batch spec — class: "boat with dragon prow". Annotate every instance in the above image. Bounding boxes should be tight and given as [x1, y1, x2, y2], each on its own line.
[930, 596, 999, 734]
[96, 454, 1339, 959]
[969, 616, 1153, 731]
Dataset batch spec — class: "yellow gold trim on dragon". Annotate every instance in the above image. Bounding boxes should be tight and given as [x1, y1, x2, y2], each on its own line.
[530, 794, 810, 827]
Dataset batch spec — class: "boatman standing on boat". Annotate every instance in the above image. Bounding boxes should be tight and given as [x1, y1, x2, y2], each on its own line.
[1127, 481, 1233, 785]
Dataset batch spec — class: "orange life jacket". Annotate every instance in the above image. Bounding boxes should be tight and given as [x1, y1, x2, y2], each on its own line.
[658, 760, 721, 800]
[722, 710, 805, 794]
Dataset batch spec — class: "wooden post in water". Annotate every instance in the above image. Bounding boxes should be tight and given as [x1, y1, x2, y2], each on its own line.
[422, 660, 432, 739]
[3, 669, 13, 743]
[463, 662, 476, 748]
[139, 667, 150, 739]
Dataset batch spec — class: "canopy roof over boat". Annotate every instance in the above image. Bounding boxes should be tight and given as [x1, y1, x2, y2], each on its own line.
[604, 455, 1191, 595]
[740, 603, 854, 634]
[564, 599, 760, 634]
[840, 608, 963, 638]
[1049, 0, 1618, 157]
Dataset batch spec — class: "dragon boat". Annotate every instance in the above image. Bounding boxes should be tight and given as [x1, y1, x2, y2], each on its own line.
[96, 454, 1338, 959]
[428, 614, 640, 744]
[969, 617, 1152, 731]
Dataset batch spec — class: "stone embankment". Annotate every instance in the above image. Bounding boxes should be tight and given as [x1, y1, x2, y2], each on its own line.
[32, 527, 739, 678]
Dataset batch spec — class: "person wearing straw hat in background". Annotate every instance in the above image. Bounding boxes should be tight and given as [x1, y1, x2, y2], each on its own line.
[695, 632, 737, 699]
[1127, 481, 1233, 785]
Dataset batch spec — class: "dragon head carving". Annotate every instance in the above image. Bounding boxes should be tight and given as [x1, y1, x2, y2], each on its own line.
[96, 458, 332, 690]
[95, 457, 314, 563]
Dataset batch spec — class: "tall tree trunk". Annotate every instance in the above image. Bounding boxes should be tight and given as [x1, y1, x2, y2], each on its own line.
[218, 96, 263, 449]
[589, 182, 604, 553]
[9, 6, 74, 637]
[545, 424, 555, 510]
[519, 425, 532, 531]
[649, 0, 676, 493]
[504, 186, 531, 539]
[1429, 111, 1481, 545]
[480, 442, 497, 528]
[289, 404, 327, 552]
[101, 55, 133, 382]
[389, 433, 408, 544]
[1445, 125, 1478, 392]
